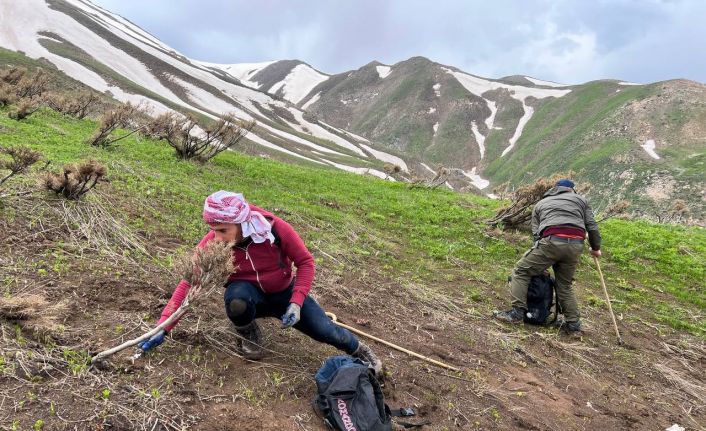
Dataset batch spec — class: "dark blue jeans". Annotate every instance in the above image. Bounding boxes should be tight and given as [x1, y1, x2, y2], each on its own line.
[223, 280, 359, 354]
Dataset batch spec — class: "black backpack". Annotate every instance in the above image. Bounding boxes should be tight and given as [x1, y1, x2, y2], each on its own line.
[509, 272, 558, 325]
[314, 356, 392, 431]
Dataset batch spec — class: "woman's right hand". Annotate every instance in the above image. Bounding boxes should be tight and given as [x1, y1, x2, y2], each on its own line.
[138, 330, 166, 352]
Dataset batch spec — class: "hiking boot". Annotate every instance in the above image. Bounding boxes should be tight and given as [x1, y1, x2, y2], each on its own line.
[560, 321, 583, 338]
[493, 307, 526, 324]
[235, 321, 264, 360]
[353, 341, 382, 375]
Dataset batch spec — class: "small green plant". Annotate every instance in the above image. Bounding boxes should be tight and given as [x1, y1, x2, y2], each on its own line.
[490, 406, 501, 421]
[101, 388, 110, 400]
[150, 388, 161, 399]
[49, 402, 56, 416]
[11, 420, 20, 431]
[62, 349, 89, 375]
[33, 419, 44, 430]
[270, 371, 284, 387]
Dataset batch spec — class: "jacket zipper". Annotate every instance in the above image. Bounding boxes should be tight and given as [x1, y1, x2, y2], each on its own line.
[243, 243, 264, 292]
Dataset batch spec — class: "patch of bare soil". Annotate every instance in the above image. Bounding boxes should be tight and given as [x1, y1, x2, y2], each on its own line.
[1, 192, 704, 431]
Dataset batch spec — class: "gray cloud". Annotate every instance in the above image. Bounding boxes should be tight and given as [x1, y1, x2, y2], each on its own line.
[94, 0, 706, 84]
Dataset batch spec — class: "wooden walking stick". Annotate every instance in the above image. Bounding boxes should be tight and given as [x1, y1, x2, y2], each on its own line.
[326, 312, 460, 372]
[593, 256, 624, 345]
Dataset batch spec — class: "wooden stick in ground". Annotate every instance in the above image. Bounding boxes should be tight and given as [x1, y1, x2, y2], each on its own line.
[325, 312, 460, 372]
[90, 299, 190, 365]
[593, 256, 624, 345]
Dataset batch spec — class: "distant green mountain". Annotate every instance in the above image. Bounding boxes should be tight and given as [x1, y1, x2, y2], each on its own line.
[301, 57, 706, 223]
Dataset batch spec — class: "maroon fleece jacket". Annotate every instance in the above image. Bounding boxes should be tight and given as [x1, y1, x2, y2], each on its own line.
[157, 205, 315, 331]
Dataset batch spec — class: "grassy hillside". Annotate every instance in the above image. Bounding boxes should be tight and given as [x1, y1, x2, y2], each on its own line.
[1, 107, 704, 430]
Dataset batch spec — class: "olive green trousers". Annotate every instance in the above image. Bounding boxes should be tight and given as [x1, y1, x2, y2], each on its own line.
[510, 237, 584, 322]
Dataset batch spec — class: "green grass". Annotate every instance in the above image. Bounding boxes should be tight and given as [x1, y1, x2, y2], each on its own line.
[1, 107, 704, 337]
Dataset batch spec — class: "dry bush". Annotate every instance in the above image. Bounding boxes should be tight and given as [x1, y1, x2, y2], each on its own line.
[408, 165, 449, 189]
[15, 68, 50, 99]
[0, 83, 16, 107]
[87, 102, 144, 147]
[91, 240, 234, 364]
[43, 159, 106, 200]
[487, 172, 577, 229]
[147, 112, 255, 161]
[0, 294, 68, 333]
[44, 91, 99, 119]
[0, 66, 27, 86]
[383, 163, 401, 175]
[596, 200, 631, 222]
[0, 145, 43, 189]
[7, 98, 40, 120]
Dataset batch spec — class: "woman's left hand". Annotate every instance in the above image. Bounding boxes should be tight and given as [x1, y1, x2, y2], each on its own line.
[281, 303, 301, 328]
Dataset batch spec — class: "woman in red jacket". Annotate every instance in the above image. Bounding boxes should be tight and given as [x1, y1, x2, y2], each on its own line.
[139, 191, 381, 374]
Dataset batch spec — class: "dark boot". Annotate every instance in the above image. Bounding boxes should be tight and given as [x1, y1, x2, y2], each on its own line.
[560, 320, 583, 338]
[234, 321, 264, 360]
[493, 307, 526, 324]
[352, 342, 382, 375]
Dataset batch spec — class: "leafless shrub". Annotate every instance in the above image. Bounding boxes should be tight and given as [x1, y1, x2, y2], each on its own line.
[7, 98, 41, 120]
[596, 200, 631, 223]
[408, 165, 449, 189]
[0, 83, 17, 107]
[0, 145, 42, 189]
[87, 102, 144, 147]
[43, 159, 106, 200]
[15, 68, 50, 99]
[383, 163, 401, 175]
[487, 172, 576, 229]
[0, 67, 27, 86]
[44, 91, 99, 119]
[146, 112, 255, 161]
[91, 240, 235, 364]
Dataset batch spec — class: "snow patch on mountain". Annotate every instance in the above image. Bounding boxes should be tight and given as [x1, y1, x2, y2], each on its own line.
[641, 139, 660, 159]
[485, 100, 497, 130]
[66, 0, 179, 55]
[246, 133, 326, 165]
[360, 144, 408, 172]
[462, 167, 490, 190]
[195, 60, 276, 88]
[445, 68, 570, 157]
[428, 107, 436, 114]
[268, 64, 328, 104]
[433, 83, 441, 97]
[471, 122, 485, 159]
[524, 76, 567, 87]
[433, 122, 439, 135]
[169, 75, 253, 120]
[318, 121, 370, 142]
[284, 108, 366, 157]
[502, 101, 534, 157]
[376, 65, 392, 79]
[322, 161, 393, 181]
[301, 92, 321, 110]
[618, 81, 641, 86]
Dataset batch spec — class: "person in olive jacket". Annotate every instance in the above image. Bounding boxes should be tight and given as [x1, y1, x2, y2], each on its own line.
[495, 179, 602, 333]
[139, 191, 382, 374]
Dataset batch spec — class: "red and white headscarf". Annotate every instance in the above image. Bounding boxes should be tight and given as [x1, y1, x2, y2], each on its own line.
[202, 191, 275, 244]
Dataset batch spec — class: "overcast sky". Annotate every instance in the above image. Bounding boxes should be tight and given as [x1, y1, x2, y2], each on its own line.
[94, 0, 705, 85]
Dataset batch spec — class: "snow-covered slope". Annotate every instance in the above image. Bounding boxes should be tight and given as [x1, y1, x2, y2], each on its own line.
[0, 0, 396, 180]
